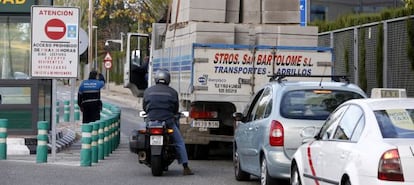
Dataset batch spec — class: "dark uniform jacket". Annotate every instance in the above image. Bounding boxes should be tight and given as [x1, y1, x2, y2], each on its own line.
[143, 83, 179, 121]
[78, 79, 105, 123]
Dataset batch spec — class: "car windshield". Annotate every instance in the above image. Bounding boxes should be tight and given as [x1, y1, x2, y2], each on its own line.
[280, 90, 364, 120]
[375, 109, 414, 138]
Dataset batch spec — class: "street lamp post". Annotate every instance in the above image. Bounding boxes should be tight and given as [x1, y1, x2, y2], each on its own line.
[103, 32, 124, 92]
[104, 32, 124, 52]
[93, 26, 98, 69]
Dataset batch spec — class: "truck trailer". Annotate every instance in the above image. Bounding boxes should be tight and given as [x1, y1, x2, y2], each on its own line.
[123, 0, 333, 159]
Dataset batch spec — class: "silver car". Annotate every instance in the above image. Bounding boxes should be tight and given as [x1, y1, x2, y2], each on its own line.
[233, 77, 367, 185]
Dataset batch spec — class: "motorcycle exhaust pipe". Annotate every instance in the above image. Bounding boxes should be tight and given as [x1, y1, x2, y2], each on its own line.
[138, 151, 146, 161]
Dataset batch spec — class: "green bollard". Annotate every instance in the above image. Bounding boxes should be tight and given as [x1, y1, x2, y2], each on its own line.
[36, 121, 49, 163]
[117, 112, 121, 148]
[114, 117, 119, 149]
[80, 124, 93, 167]
[74, 100, 80, 121]
[104, 119, 110, 157]
[0, 119, 8, 160]
[56, 101, 60, 124]
[63, 100, 70, 122]
[109, 117, 114, 153]
[98, 120, 105, 160]
[112, 117, 117, 151]
[91, 122, 99, 163]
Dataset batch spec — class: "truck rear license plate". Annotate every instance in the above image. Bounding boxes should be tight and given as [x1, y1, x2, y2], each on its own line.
[191, 120, 220, 128]
[150, 135, 163, 145]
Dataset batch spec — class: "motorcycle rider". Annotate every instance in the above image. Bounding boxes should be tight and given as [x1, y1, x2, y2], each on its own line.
[142, 69, 194, 176]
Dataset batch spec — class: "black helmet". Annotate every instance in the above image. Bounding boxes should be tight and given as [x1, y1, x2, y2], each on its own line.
[154, 69, 170, 85]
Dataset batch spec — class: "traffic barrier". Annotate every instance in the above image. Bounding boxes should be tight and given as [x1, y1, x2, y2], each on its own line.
[80, 124, 93, 167]
[98, 120, 104, 160]
[104, 119, 110, 157]
[74, 100, 80, 121]
[91, 122, 99, 163]
[63, 100, 122, 166]
[0, 119, 8, 160]
[63, 100, 70, 122]
[109, 117, 115, 154]
[56, 101, 60, 124]
[36, 121, 49, 163]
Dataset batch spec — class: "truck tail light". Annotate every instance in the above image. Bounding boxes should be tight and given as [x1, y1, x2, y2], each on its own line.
[269, 120, 284, 146]
[190, 109, 218, 119]
[378, 149, 404, 182]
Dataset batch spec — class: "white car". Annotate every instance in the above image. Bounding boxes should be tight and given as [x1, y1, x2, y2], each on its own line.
[291, 98, 414, 185]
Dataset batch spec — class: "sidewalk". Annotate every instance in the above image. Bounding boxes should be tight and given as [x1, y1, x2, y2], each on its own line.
[101, 82, 142, 109]
[6, 83, 140, 159]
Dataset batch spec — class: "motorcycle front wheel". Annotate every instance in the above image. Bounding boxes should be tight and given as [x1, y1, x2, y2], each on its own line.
[151, 155, 164, 176]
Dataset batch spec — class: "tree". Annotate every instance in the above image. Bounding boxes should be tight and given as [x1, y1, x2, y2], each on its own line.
[405, 0, 414, 8]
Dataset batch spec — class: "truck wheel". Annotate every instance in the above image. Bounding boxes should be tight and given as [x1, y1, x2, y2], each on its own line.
[151, 156, 163, 176]
[187, 144, 209, 160]
[194, 144, 209, 160]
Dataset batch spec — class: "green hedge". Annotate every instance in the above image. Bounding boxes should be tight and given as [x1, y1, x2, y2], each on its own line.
[312, 7, 414, 32]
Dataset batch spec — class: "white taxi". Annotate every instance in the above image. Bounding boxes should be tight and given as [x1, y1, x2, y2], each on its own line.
[291, 97, 414, 185]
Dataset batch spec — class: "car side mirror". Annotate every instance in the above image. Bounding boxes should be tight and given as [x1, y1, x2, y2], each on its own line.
[232, 112, 244, 122]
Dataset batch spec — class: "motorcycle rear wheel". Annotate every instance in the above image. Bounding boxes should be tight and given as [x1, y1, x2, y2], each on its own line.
[151, 155, 164, 176]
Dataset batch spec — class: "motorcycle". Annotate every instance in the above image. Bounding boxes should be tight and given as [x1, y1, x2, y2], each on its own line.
[129, 111, 189, 176]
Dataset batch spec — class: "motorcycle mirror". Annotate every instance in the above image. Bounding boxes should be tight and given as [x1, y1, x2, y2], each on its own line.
[139, 111, 147, 118]
[181, 111, 189, 117]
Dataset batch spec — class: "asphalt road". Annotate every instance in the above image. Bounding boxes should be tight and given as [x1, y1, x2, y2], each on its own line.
[0, 83, 289, 185]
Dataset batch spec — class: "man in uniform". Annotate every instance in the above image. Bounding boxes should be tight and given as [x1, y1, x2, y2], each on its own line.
[78, 70, 105, 124]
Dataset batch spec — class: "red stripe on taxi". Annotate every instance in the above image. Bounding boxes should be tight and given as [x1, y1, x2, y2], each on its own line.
[307, 142, 320, 185]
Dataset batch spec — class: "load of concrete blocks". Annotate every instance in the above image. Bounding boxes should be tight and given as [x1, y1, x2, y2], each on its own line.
[166, 0, 316, 47]
[171, 0, 227, 23]
[261, 0, 300, 24]
[165, 22, 236, 47]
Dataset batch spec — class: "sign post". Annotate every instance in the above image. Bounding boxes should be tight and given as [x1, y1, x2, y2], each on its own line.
[104, 52, 113, 91]
[31, 6, 80, 161]
[31, 6, 80, 78]
[300, 0, 307, 26]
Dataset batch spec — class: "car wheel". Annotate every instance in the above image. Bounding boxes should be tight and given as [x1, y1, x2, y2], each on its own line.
[234, 146, 250, 181]
[261, 157, 277, 185]
[291, 163, 302, 185]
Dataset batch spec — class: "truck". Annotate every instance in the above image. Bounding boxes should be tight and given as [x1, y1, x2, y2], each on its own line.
[123, 0, 333, 159]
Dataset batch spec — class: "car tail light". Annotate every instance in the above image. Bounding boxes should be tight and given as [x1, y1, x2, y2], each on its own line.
[190, 109, 218, 119]
[378, 149, 404, 182]
[150, 128, 164, 135]
[269, 120, 284, 146]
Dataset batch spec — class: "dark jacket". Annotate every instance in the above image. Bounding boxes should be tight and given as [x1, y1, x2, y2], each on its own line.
[77, 79, 105, 108]
[143, 83, 178, 121]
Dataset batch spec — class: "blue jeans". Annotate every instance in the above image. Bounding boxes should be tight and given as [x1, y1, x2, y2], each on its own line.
[169, 121, 189, 164]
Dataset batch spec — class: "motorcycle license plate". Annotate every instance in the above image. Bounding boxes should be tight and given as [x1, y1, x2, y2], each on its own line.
[150, 135, 163, 145]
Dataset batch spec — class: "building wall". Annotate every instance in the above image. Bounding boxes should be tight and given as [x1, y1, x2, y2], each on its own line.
[310, 0, 405, 21]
